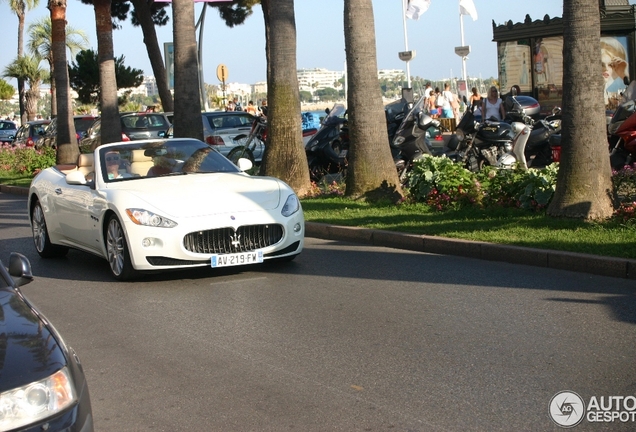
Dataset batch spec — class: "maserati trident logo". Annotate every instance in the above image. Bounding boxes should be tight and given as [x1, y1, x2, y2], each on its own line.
[230, 232, 241, 248]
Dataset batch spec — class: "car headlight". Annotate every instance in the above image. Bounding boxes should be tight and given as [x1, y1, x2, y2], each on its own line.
[0, 367, 77, 431]
[281, 194, 300, 217]
[126, 209, 178, 227]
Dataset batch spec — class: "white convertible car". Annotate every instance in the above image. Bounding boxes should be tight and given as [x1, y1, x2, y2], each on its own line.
[28, 138, 304, 280]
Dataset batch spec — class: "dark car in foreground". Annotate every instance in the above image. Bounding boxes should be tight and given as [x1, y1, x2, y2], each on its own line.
[35, 115, 97, 149]
[0, 253, 93, 431]
[11, 119, 51, 147]
[0, 120, 18, 144]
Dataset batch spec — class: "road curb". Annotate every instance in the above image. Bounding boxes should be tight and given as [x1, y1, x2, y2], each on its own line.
[0, 184, 29, 196]
[3, 185, 634, 280]
[305, 222, 636, 280]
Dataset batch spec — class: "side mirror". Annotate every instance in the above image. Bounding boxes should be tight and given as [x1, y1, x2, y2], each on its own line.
[8, 252, 34, 287]
[418, 112, 433, 128]
[66, 170, 88, 185]
[236, 158, 253, 172]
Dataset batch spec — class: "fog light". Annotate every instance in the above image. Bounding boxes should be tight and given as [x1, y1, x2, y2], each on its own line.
[294, 223, 302, 233]
[142, 238, 154, 247]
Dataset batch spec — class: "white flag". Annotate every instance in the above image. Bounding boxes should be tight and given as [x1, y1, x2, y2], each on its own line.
[459, 0, 478, 21]
[406, 0, 431, 20]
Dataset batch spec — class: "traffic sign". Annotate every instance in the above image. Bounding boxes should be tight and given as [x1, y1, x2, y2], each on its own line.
[216, 64, 228, 82]
[455, 46, 470, 57]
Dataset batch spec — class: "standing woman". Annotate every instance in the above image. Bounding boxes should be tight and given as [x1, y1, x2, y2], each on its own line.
[469, 87, 482, 113]
[481, 86, 505, 121]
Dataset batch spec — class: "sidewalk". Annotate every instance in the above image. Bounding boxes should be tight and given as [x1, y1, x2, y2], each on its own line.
[3, 184, 634, 280]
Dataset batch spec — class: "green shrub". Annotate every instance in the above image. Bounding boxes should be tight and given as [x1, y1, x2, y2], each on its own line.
[407, 155, 482, 211]
[0, 143, 56, 176]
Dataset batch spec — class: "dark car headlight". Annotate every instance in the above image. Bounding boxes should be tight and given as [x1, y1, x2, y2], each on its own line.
[0, 367, 77, 431]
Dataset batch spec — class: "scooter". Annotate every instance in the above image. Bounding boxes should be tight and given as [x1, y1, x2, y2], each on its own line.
[391, 95, 442, 184]
[305, 104, 349, 181]
[609, 100, 636, 170]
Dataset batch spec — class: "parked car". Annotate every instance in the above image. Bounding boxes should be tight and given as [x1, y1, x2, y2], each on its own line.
[0, 119, 18, 144]
[35, 115, 97, 149]
[79, 112, 172, 151]
[28, 138, 304, 280]
[0, 252, 93, 431]
[11, 119, 51, 147]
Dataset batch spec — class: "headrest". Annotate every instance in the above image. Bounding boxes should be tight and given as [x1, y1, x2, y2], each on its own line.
[131, 149, 152, 162]
[78, 153, 94, 167]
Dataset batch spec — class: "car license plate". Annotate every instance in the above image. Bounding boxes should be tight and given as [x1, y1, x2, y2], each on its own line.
[211, 251, 263, 268]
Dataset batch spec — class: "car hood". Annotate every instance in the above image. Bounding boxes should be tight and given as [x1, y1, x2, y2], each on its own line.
[123, 173, 283, 217]
[0, 289, 67, 393]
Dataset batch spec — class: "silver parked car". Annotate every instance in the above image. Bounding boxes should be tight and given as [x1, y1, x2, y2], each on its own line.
[0, 120, 18, 143]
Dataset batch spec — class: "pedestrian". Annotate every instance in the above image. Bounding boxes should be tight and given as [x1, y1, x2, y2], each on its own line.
[226, 99, 235, 112]
[468, 87, 482, 113]
[441, 83, 455, 119]
[259, 99, 268, 118]
[481, 86, 505, 121]
[428, 88, 440, 118]
[424, 82, 433, 99]
[246, 100, 258, 116]
[233, 97, 242, 112]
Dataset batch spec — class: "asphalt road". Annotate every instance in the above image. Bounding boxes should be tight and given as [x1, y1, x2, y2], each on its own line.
[1, 192, 635, 431]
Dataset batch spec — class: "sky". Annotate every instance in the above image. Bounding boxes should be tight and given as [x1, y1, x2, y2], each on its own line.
[0, 1, 625, 88]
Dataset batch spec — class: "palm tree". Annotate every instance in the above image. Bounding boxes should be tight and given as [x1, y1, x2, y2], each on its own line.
[28, 17, 89, 118]
[93, 0, 122, 145]
[172, 0, 203, 140]
[546, 0, 614, 220]
[48, 0, 78, 165]
[343, 0, 402, 201]
[260, 0, 311, 196]
[3, 55, 48, 121]
[4, 0, 40, 124]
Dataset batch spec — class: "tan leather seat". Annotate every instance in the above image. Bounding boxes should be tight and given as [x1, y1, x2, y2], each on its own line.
[77, 153, 94, 177]
[129, 149, 153, 176]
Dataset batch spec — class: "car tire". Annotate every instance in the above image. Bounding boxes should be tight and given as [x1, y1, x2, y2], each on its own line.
[106, 215, 136, 281]
[227, 147, 255, 166]
[31, 201, 69, 258]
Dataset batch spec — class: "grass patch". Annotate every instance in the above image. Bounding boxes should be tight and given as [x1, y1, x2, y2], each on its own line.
[0, 172, 32, 188]
[301, 196, 636, 259]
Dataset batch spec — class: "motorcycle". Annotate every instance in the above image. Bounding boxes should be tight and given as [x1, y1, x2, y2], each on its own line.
[447, 98, 544, 171]
[609, 99, 636, 170]
[305, 104, 349, 181]
[227, 115, 268, 165]
[391, 95, 442, 184]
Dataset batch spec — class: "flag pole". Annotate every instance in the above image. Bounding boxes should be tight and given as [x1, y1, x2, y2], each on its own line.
[402, 0, 412, 88]
[459, 3, 467, 82]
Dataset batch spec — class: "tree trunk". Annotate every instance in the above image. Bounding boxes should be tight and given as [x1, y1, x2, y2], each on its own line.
[49, 60, 57, 118]
[25, 88, 39, 121]
[17, 14, 27, 125]
[546, 0, 614, 220]
[261, 0, 311, 197]
[48, 0, 78, 164]
[94, 0, 121, 145]
[343, 0, 402, 202]
[130, 0, 174, 113]
[172, 0, 203, 140]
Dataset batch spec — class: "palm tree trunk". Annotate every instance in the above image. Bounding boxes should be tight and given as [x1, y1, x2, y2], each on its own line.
[94, 0, 121, 145]
[344, 0, 402, 201]
[18, 13, 27, 125]
[131, 0, 174, 113]
[48, 0, 79, 165]
[261, 0, 311, 196]
[172, 0, 203, 140]
[546, 0, 614, 220]
[49, 61, 57, 118]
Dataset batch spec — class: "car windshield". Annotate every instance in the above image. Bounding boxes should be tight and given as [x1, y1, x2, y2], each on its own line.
[0, 121, 16, 130]
[98, 139, 241, 182]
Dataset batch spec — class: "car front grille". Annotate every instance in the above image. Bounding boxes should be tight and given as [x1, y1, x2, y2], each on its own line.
[183, 224, 284, 254]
